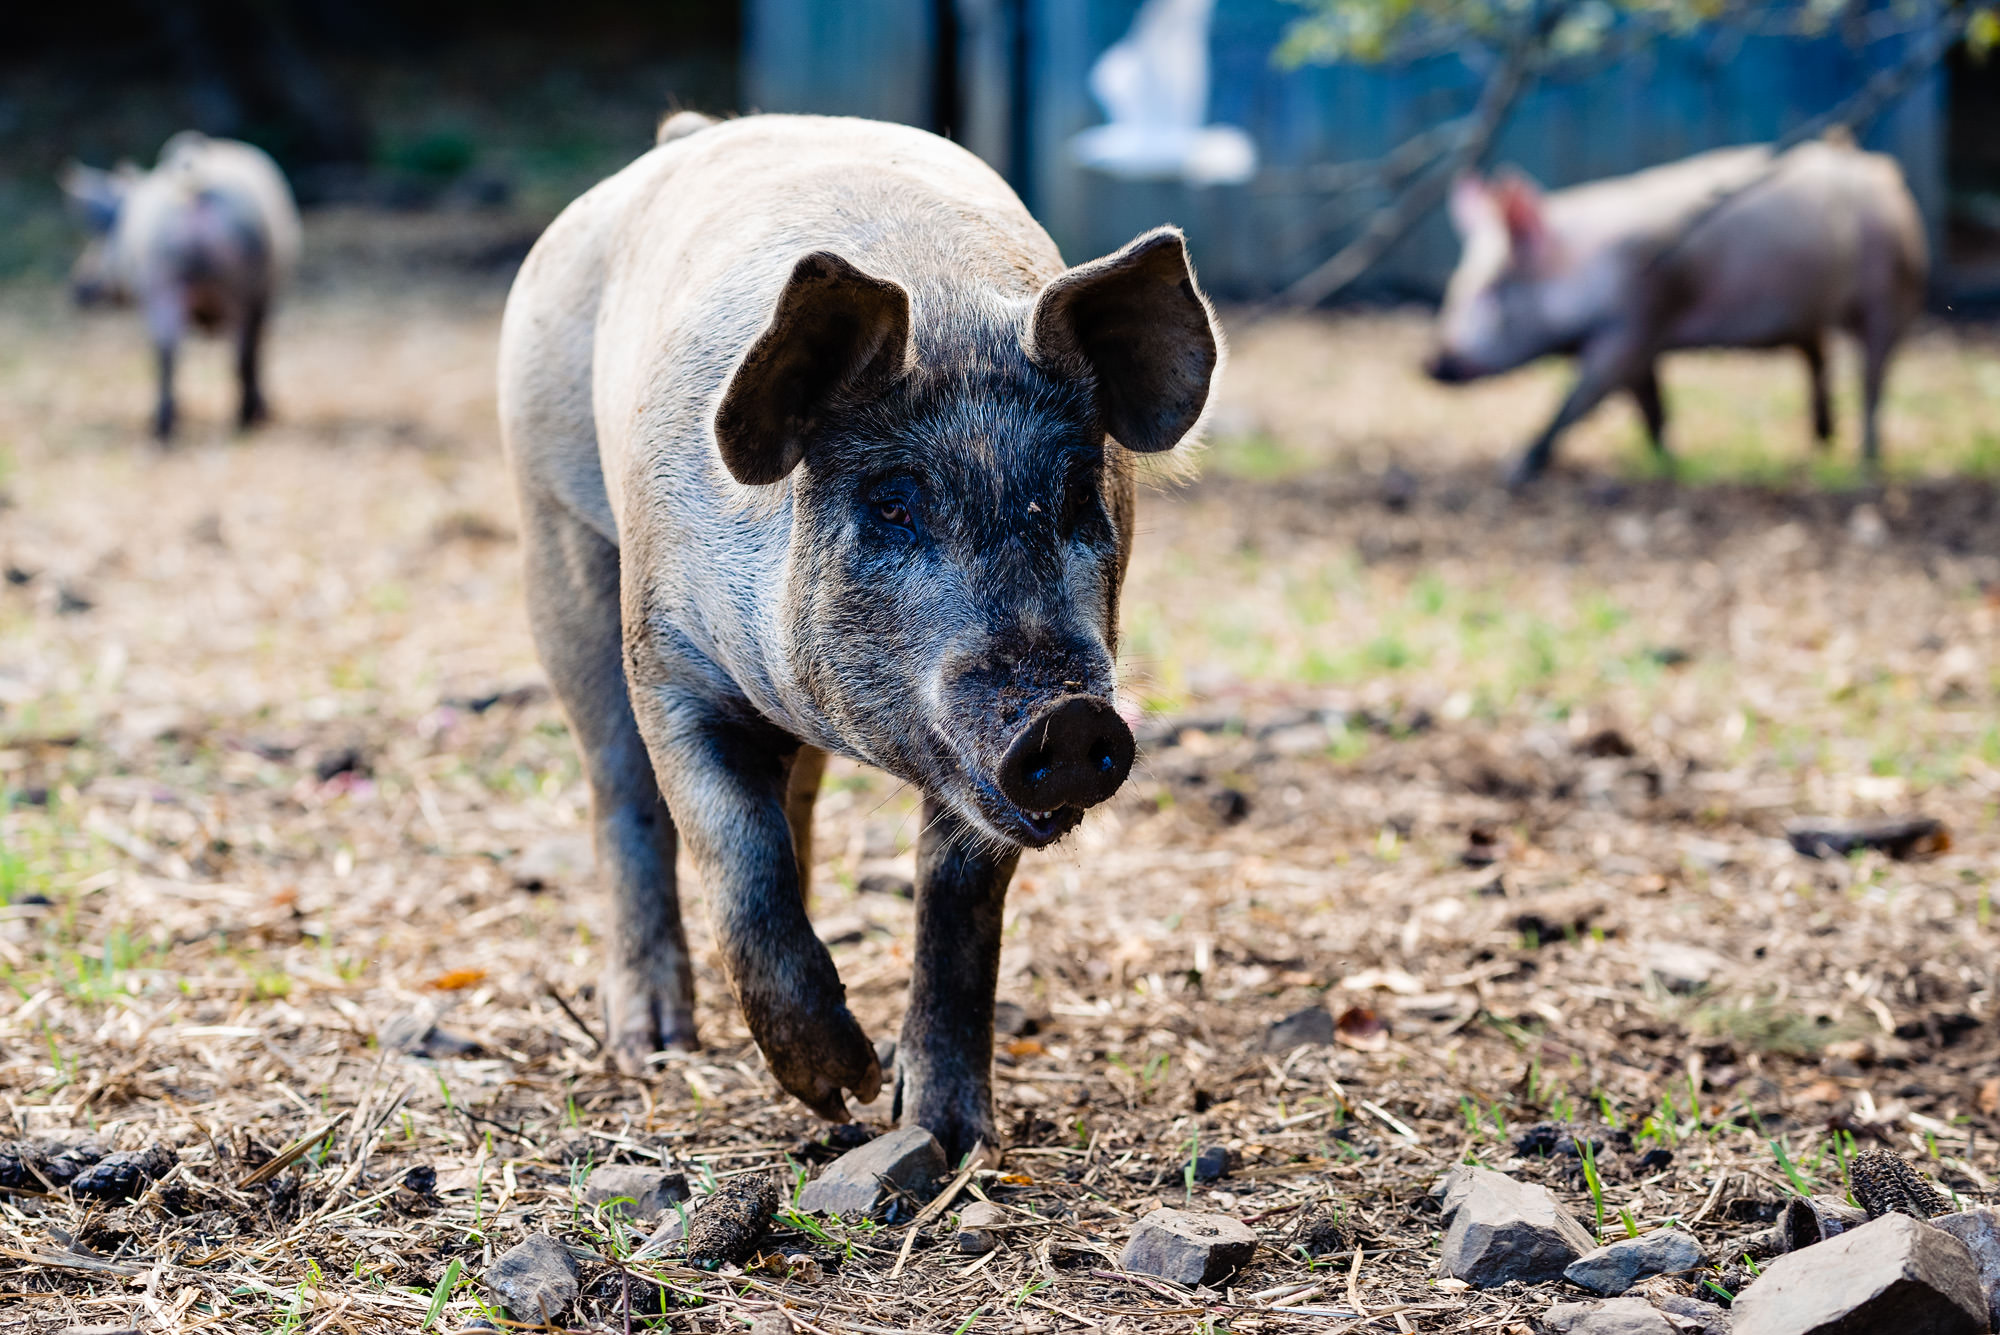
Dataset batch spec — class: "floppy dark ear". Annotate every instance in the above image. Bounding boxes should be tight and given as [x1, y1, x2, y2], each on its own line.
[714, 251, 912, 485]
[1025, 226, 1218, 454]
[59, 162, 125, 234]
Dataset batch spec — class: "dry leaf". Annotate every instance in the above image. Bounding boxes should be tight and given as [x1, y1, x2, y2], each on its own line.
[424, 968, 487, 991]
[1006, 1039, 1045, 1059]
[1334, 1006, 1389, 1052]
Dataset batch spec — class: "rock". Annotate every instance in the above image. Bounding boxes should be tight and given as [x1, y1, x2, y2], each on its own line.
[69, 1144, 177, 1201]
[1780, 1195, 1868, 1251]
[1784, 816, 1947, 861]
[1847, 1149, 1951, 1220]
[1258, 1005, 1335, 1053]
[956, 1200, 1008, 1255]
[1193, 1145, 1231, 1182]
[747, 1315, 793, 1335]
[634, 1209, 687, 1259]
[582, 1163, 690, 1221]
[856, 872, 914, 898]
[1729, 1212, 1985, 1335]
[687, 1174, 781, 1269]
[1645, 943, 1726, 994]
[1649, 1294, 1733, 1335]
[1118, 1207, 1258, 1288]
[486, 1234, 580, 1324]
[795, 1126, 945, 1217]
[993, 1001, 1039, 1037]
[377, 1001, 481, 1058]
[1435, 1166, 1595, 1287]
[1543, 1298, 1676, 1335]
[1564, 1229, 1704, 1295]
[402, 1164, 437, 1195]
[505, 835, 593, 891]
[1930, 1208, 2000, 1332]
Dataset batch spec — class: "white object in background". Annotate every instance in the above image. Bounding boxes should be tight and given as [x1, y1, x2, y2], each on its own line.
[1068, 0, 1258, 187]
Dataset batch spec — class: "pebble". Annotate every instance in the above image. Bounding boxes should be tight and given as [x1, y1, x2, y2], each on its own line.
[795, 1126, 945, 1217]
[504, 835, 592, 890]
[1730, 1212, 1986, 1335]
[1258, 1005, 1335, 1052]
[746, 1314, 793, 1335]
[1118, 1207, 1258, 1288]
[1542, 1298, 1677, 1335]
[1644, 942, 1726, 994]
[485, 1234, 579, 1325]
[1434, 1165, 1596, 1287]
[955, 1200, 1008, 1255]
[1563, 1228, 1703, 1295]
[1193, 1146, 1231, 1182]
[1930, 1208, 2000, 1332]
[583, 1163, 691, 1220]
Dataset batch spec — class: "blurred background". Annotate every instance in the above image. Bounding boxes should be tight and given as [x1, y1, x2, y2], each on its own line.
[5, 0, 1996, 302]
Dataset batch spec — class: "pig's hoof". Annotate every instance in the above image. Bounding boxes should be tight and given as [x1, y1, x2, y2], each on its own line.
[763, 1011, 882, 1124]
[602, 969, 698, 1075]
[901, 1084, 998, 1166]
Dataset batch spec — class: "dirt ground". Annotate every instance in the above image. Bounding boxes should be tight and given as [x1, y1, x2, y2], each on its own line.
[1, 216, 1998, 1334]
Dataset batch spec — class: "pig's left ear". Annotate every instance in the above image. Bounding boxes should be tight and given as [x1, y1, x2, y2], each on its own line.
[714, 250, 913, 485]
[1027, 226, 1219, 454]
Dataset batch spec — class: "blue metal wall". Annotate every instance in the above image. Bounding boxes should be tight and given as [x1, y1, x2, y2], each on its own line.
[743, 0, 1946, 299]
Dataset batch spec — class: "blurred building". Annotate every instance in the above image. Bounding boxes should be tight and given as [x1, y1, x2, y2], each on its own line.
[746, 0, 2000, 304]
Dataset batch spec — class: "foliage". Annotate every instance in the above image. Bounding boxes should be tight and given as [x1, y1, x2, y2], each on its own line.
[1279, 0, 1998, 66]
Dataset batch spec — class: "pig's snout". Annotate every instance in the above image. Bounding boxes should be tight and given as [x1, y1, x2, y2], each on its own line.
[1425, 349, 1474, 384]
[997, 696, 1134, 826]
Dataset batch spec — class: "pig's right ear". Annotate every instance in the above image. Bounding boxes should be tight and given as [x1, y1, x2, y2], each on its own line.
[1026, 227, 1219, 454]
[714, 251, 912, 486]
[59, 162, 126, 234]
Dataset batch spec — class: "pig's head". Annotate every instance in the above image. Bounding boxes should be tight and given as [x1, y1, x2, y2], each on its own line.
[58, 161, 135, 308]
[713, 227, 1218, 848]
[1427, 171, 1571, 383]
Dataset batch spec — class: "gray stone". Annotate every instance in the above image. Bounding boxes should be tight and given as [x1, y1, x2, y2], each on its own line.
[956, 1200, 1008, 1255]
[1931, 1208, 2000, 1333]
[746, 1315, 793, 1335]
[582, 1163, 690, 1221]
[1436, 1166, 1596, 1287]
[1118, 1207, 1258, 1288]
[486, 1234, 579, 1324]
[1259, 1005, 1335, 1053]
[1564, 1229, 1705, 1295]
[1730, 1212, 1985, 1335]
[1650, 1294, 1732, 1335]
[1543, 1299, 1676, 1335]
[795, 1126, 945, 1217]
[633, 1208, 687, 1259]
[1646, 942, 1726, 994]
[505, 835, 593, 890]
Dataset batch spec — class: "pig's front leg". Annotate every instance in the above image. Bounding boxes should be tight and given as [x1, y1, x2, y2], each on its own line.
[638, 696, 881, 1119]
[898, 798, 1021, 1163]
[1509, 328, 1653, 486]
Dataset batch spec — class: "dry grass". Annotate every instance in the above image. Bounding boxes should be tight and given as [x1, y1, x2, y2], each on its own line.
[0, 230, 1997, 1334]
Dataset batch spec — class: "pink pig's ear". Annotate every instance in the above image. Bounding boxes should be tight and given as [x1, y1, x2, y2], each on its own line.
[1448, 173, 1491, 239]
[1491, 171, 1548, 255]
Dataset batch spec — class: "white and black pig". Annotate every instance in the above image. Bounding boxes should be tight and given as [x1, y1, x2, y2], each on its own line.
[497, 112, 1220, 1158]
[1426, 138, 1927, 484]
[62, 131, 301, 440]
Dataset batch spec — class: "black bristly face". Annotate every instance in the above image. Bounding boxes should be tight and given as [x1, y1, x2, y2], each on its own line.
[783, 330, 1128, 851]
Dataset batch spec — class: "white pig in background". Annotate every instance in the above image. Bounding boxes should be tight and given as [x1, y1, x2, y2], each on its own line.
[62, 132, 302, 441]
[1426, 138, 1927, 485]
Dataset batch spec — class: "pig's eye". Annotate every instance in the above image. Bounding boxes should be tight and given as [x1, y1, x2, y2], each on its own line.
[868, 491, 917, 536]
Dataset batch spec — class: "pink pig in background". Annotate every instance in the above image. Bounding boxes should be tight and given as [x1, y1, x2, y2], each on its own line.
[1427, 136, 1928, 485]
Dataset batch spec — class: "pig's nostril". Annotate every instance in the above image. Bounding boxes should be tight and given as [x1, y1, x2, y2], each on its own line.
[997, 695, 1136, 822]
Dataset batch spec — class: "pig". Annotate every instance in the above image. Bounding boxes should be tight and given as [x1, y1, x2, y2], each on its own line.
[497, 111, 1219, 1158]
[1426, 139, 1927, 484]
[61, 131, 301, 440]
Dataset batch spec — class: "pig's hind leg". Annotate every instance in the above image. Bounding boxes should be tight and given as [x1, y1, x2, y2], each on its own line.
[897, 799, 1022, 1162]
[1629, 364, 1668, 459]
[784, 746, 828, 904]
[1800, 336, 1834, 448]
[520, 491, 700, 1071]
